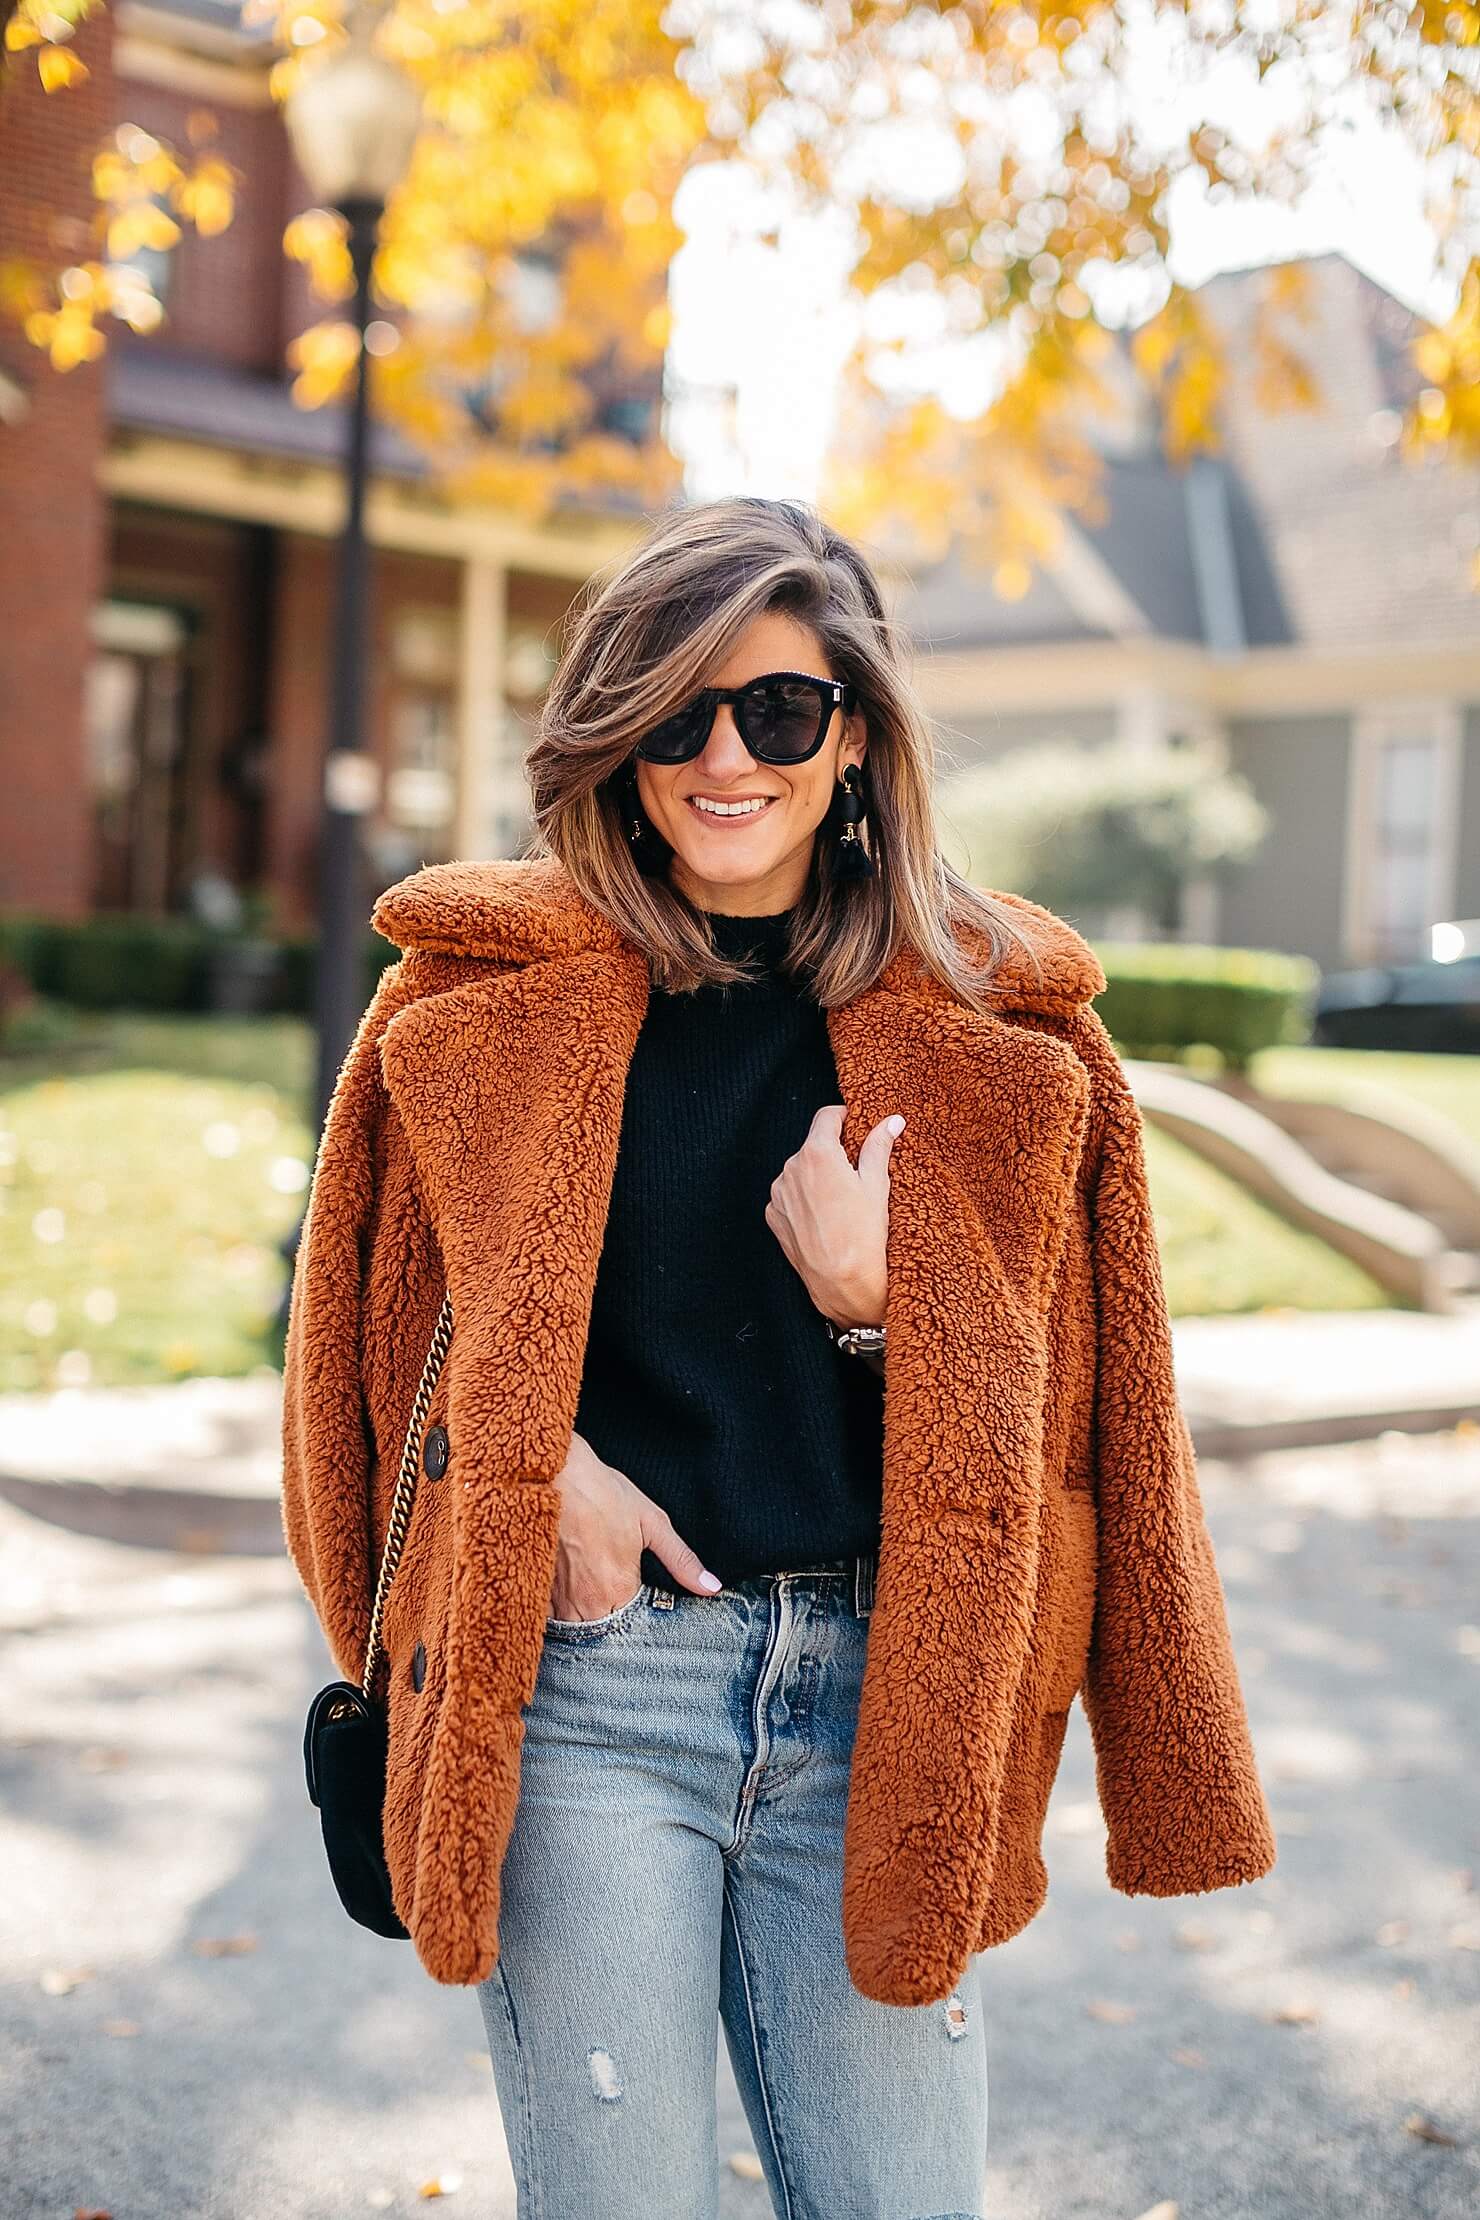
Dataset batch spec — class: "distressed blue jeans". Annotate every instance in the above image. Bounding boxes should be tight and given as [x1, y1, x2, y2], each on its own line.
[474, 1558, 989, 2220]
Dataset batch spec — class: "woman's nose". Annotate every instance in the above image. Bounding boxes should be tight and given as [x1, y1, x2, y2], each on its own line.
[695, 704, 756, 775]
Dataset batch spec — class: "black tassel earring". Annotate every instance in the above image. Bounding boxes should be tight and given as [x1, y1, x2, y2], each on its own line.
[834, 761, 875, 881]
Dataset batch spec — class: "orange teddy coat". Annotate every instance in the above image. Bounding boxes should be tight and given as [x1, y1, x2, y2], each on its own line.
[280, 855, 1276, 2009]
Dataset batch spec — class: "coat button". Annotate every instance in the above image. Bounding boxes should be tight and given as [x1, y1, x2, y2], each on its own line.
[422, 1424, 449, 1479]
[411, 1641, 426, 1691]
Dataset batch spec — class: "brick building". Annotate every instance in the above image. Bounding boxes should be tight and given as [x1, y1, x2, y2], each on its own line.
[0, 0, 660, 929]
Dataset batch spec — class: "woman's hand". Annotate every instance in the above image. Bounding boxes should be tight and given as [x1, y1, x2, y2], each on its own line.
[765, 1106, 904, 1329]
[549, 1432, 723, 1620]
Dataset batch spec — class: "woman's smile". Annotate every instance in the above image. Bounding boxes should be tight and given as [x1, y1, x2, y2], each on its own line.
[684, 793, 781, 823]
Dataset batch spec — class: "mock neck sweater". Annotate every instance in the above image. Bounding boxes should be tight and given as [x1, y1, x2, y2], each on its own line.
[571, 901, 885, 1593]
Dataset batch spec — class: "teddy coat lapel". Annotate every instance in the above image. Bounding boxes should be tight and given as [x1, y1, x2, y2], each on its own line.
[376, 883, 1094, 2005]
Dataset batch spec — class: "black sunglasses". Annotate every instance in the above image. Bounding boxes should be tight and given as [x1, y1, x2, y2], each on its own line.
[634, 669, 859, 766]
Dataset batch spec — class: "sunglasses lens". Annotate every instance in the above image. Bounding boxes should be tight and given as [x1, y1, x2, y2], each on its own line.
[738, 678, 824, 761]
[640, 698, 710, 762]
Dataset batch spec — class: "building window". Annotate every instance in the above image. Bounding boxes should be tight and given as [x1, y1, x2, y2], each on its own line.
[386, 690, 457, 837]
[1347, 703, 1461, 963]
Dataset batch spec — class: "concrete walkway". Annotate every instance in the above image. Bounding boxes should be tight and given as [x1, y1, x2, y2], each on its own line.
[0, 1309, 1477, 1552]
[5, 1431, 1478, 2217]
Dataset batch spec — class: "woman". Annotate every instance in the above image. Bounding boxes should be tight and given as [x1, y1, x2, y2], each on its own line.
[282, 495, 1275, 2219]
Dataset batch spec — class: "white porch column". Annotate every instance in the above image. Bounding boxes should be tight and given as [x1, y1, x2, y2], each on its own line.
[456, 555, 512, 859]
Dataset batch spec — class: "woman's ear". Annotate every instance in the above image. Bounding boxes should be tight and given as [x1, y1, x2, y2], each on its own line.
[842, 711, 868, 772]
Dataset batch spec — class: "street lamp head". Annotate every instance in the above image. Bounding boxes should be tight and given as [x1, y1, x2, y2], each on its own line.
[284, 18, 423, 212]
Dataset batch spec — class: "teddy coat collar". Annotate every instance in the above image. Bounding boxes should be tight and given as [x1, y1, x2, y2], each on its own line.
[283, 856, 1275, 2010]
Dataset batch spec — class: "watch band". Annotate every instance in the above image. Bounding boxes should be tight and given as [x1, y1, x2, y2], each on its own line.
[825, 1318, 886, 1359]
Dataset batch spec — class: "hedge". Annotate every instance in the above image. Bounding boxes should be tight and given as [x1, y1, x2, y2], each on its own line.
[0, 909, 1317, 1073]
[1093, 941, 1318, 1071]
[0, 909, 399, 1019]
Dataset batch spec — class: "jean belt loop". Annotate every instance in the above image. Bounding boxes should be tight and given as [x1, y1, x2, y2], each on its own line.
[854, 1551, 875, 1619]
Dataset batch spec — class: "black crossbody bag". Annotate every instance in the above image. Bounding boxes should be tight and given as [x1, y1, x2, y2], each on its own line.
[301, 1288, 454, 1939]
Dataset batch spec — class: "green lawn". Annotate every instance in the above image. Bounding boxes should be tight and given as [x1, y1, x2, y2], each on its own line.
[0, 1011, 313, 1392]
[1252, 1044, 1480, 1163]
[2, 1012, 1476, 1389]
[1142, 1125, 1388, 1318]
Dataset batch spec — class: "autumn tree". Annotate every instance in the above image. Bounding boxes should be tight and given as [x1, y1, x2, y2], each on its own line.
[4, 0, 1477, 581]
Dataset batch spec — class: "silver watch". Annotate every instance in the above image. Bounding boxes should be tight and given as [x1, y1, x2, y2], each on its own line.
[825, 1318, 886, 1359]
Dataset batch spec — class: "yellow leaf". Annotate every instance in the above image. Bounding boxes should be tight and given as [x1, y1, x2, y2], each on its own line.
[38, 44, 88, 91]
[137, 202, 182, 251]
[286, 318, 361, 406]
[5, 18, 42, 49]
[92, 150, 136, 202]
[49, 309, 105, 370]
[177, 160, 236, 237]
[283, 208, 353, 300]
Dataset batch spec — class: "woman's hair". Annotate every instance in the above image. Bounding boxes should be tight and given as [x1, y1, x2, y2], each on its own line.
[522, 494, 1046, 1012]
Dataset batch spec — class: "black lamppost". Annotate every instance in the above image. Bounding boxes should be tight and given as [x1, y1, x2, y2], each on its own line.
[284, 3, 422, 1142]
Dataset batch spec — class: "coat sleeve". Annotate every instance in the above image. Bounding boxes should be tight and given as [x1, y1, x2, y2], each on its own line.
[281, 956, 410, 1686]
[1076, 1016, 1277, 1897]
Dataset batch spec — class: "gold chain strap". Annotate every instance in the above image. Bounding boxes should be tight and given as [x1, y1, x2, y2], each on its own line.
[360, 1288, 454, 1700]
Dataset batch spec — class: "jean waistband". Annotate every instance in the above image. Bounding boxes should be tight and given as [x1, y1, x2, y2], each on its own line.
[652, 1550, 876, 1620]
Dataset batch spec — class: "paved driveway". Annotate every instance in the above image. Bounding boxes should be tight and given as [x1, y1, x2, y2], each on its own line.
[2, 1431, 1477, 2218]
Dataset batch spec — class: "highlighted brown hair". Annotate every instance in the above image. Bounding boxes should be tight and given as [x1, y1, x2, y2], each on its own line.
[523, 494, 1045, 1011]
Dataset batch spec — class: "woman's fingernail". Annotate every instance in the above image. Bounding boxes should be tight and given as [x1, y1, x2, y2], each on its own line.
[887, 1114, 905, 1134]
[698, 1570, 722, 1593]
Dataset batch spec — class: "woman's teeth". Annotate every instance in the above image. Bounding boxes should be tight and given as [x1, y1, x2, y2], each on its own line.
[687, 796, 777, 819]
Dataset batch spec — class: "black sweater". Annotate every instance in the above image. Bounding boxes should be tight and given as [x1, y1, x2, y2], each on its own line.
[571, 902, 885, 1592]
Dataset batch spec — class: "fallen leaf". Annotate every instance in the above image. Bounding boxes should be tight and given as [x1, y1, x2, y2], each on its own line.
[73, 2209, 112, 2219]
[1171, 2047, 1205, 2068]
[41, 1966, 94, 1995]
[365, 2192, 394, 2212]
[727, 2151, 765, 2181]
[416, 2172, 463, 2199]
[1173, 1921, 1216, 1952]
[1086, 1999, 1136, 2024]
[77, 1746, 129, 1772]
[1270, 2001, 1321, 2026]
[191, 1934, 258, 1957]
[1376, 1920, 1410, 1947]
[1447, 1923, 1480, 1950]
[1403, 2112, 1459, 2147]
[100, 2019, 139, 2038]
[1392, 1979, 1415, 2001]
[1133, 2204, 1179, 2220]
